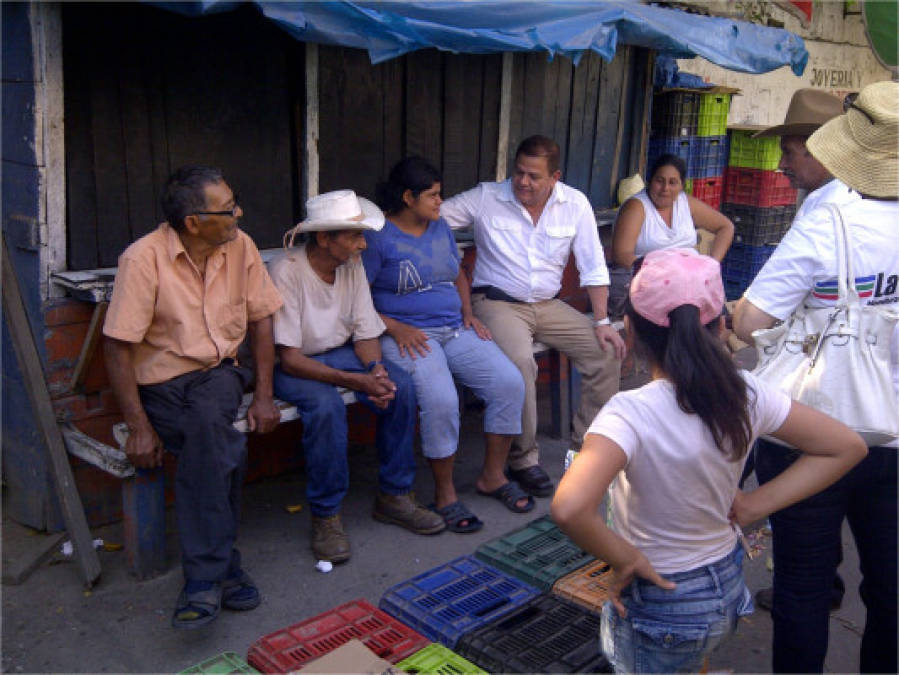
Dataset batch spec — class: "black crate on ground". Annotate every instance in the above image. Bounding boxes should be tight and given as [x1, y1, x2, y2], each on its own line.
[721, 202, 796, 246]
[721, 241, 778, 300]
[474, 515, 593, 591]
[456, 593, 611, 673]
[651, 91, 700, 137]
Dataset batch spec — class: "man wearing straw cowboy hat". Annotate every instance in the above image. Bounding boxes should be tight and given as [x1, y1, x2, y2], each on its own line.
[104, 166, 284, 629]
[742, 88, 856, 616]
[735, 81, 899, 673]
[270, 190, 445, 565]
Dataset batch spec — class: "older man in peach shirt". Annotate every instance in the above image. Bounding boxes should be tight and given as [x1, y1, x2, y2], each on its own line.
[103, 166, 282, 630]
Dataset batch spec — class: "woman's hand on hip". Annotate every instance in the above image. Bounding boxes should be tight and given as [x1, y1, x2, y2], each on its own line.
[609, 550, 676, 618]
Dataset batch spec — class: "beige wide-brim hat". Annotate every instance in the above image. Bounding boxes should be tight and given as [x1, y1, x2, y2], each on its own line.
[807, 80, 899, 199]
[283, 189, 384, 248]
[752, 88, 844, 138]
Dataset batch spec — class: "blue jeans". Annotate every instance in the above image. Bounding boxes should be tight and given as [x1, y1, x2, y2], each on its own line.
[601, 544, 753, 674]
[380, 326, 524, 459]
[756, 439, 897, 673]
[273, 345, 418, 517]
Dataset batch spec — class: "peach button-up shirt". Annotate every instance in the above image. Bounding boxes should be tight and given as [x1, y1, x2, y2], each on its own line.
[103, 223, 283, 385]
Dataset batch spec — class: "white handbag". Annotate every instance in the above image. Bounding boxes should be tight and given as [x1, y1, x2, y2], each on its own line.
[752, 203, 899, 447]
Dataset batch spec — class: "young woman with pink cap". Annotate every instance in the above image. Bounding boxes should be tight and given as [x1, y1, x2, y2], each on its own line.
[552, 247, 866, 673]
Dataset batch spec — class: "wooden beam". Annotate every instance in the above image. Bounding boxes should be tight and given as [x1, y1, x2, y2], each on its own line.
[495, 52, 513, 182]
[68, 301, 107, 393]
[2, 234, 101, 587]
[304, 41, 319, 203]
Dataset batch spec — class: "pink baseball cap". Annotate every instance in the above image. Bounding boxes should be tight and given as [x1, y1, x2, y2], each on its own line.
[629, 248, 724, 327]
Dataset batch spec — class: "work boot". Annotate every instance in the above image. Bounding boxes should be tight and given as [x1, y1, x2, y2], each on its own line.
[373, 492, 446, 535]
[310, 514, 351, 563]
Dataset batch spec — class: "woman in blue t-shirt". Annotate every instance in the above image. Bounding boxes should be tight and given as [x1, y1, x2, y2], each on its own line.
[362, 157, 530, 532]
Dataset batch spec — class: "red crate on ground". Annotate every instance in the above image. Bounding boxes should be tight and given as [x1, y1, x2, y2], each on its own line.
[724, 166, 797, 207]
[247, 599, 430, 673]
[691, 176, 723, 209]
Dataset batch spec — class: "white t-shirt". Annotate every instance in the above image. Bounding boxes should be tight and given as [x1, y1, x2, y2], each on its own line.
[744, 197, 899, 449]
[440, 179, 610, 301]
[588, 371, 791, 573]
[793, 178, 857, 220]
[269, 244, 386, 356]
[630, 189, 697, 258]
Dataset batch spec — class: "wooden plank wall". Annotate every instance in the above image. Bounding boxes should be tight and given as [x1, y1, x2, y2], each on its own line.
[507, 47, 651, 209]
[62, 4, 300, 269]
[318, 47, 502, 202]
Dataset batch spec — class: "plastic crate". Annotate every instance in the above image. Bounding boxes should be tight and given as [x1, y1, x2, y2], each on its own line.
[247, 599, 429, 672]
[551, 559, 614, 614]
[651, 91, 700, 137]
[689, 135, 728, 178]
[474, 515, 593, 591]
[647, 136, 694, 176]
[721, 242, 778, 300]
[697, 93, 731, 137]
[179, 652, 258, 674]
[684, 178, 693, 195]
[723, 166, 797, 207]
[690, 176, 723, 209]
[728, 129, 781, 170]
[397, 643, 487, 675]
[379, 555, 539, 649]
[721, 203, 796, 246]
[456, 594, 610, 673]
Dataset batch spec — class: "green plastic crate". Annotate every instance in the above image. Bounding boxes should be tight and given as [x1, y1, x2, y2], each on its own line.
[179, 652, 258, 674]
[697, 93, 731, 136]
[684, 178, 693, 195]
[474, 515, 593, 591]
[397, 643, 487, 675]
[728, 129, 781, 170]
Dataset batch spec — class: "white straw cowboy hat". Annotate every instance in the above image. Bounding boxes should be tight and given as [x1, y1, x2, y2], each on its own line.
[752, 88, 844, 138]
[807, 80, 899, 199]
[283, 189, 384, 248]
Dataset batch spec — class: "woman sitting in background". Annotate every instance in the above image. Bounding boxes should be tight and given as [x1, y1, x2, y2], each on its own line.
[361, 157, 529, 533]
[612, 154, 734, 269]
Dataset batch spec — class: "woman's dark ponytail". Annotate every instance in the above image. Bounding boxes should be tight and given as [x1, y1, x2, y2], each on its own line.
[376, 156, 442, 214]
[626, 301, 752, 460]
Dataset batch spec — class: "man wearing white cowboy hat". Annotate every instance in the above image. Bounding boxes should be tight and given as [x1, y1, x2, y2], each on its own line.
[269, 190, 445, 564]
[735, 81, 898, 673]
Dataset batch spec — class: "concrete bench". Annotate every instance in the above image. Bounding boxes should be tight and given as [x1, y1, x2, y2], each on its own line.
[62, 342, 571, 579]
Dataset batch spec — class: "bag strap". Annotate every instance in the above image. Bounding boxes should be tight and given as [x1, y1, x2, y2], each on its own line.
[823, 203, 860, 307]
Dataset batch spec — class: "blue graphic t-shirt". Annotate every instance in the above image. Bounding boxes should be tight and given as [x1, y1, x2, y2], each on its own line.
[362, 218, 463, 328]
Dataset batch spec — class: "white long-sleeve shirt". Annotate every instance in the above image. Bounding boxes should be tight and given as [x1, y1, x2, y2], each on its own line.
[441, 179, 610, 302]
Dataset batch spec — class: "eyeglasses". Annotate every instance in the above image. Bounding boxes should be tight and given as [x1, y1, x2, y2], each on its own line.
[195, 193, 241, 218]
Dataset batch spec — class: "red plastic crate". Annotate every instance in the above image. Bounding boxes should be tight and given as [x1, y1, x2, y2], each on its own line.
[691, 176, 723, 209]
[724, 166, 797, 207]
[247, 599, 430, 673]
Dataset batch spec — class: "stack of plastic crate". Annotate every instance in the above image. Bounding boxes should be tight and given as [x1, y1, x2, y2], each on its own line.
[720, 129, 797, 299]
[648, 91, 699, 178]
[689, 92, 731, 209]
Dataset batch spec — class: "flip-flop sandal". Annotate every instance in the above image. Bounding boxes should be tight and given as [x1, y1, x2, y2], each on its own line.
[477, 481, 535, 514]
[430, 501, 484, 534]
[171, 584, 221, 630]
[222, 570, 261, 611]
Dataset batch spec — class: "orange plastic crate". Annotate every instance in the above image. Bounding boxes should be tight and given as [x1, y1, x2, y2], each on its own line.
[550, 559, 614, 614]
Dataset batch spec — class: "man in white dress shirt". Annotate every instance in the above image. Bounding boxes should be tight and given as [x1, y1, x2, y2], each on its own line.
[441, 135, 625, 497]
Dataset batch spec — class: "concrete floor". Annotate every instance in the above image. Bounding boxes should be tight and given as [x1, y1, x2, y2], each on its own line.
[2, 376, 866, 673]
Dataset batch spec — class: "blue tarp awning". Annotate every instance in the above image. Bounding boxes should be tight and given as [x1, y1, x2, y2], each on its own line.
[156, 1, 808, 75]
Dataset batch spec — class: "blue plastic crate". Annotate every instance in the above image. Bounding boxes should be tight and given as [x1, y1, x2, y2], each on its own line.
[647, 136, 694, 176]
[689, 135, 728, 178]
[379, 555, 539, 649]
[721, 242, 777, 299]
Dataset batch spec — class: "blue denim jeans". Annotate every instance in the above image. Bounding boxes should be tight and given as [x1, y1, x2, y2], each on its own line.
[601, 544, 753, 674]
[273, 345, 418, 516]
[380, 326, 524, 459]
[756, 439, 897, 673]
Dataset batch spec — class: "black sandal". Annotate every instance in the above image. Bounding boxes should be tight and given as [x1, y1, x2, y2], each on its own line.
[430, 501, 484, 534]
[477, 481, 535, 513]
[171, 583, 221, 630]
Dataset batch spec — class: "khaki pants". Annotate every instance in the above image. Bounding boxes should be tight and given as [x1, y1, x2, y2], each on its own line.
[472, 294, 621, 469]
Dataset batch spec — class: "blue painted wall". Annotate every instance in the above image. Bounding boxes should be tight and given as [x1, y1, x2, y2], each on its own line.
[2, 2, 60, 530]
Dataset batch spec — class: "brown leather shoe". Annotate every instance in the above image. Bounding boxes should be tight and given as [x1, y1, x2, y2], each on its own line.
[310, 514, 351, 563]
[373, 492, 446, 535]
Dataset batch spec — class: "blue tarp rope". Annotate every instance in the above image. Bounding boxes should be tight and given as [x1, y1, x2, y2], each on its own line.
[150, 1, 808, 75]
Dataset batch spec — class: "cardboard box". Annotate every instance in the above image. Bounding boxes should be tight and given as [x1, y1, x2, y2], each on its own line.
[295, 639, 405, 675]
